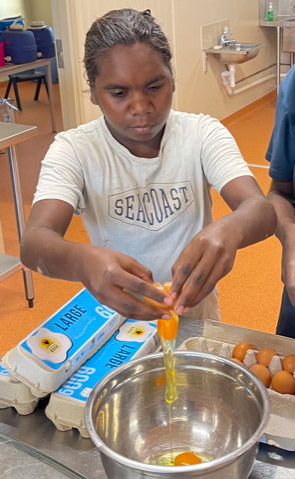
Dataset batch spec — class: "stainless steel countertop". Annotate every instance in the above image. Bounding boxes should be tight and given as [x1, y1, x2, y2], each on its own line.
[1, 318, 295, 478]
[0, 122, 38, 150]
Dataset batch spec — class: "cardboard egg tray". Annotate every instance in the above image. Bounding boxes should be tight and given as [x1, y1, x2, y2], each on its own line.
[0, 362, 39, 415]
[45, 319, 160, 437]
[178, 319, 295, 451]
[2, 289, 125, 398]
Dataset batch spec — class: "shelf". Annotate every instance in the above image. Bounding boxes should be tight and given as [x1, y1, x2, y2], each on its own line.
[259, 15, 295, 27]
[0, 254, 22, 282]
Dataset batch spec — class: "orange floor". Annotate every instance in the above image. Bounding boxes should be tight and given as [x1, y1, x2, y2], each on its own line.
[0, 83, 282, 356]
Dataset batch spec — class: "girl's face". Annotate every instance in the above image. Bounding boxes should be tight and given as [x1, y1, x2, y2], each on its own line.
[91, 42, 174, 158]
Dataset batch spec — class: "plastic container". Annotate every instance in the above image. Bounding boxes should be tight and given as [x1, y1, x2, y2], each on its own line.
[0, 362, 39, 415]
[1, 29, 37, 63]
[2, 288, 124, 397]
[0, 16, 24, 32]
[0, 41, 5, 66]
[28, 25, 55, 58]
[267, 2, 274, 21]
[45, 318, 160, 437]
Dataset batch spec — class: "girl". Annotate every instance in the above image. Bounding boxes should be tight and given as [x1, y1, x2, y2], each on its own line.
[20, 9, 276, 322]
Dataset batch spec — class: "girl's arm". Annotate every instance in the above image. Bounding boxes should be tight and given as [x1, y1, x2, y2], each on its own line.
[20, 199, 173, 320]
[171, 175, 277, 314]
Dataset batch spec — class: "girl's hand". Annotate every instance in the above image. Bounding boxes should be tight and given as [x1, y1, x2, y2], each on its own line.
[170, 221, 238, 315]
[78, 244, 173, 320]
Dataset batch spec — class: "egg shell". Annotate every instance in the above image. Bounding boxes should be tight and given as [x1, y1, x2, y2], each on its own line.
[250, 364, 271, 388]
[256, 348, 277, 367]
[282, 355, 295, 374]
[271, 370, 295, 395]
[232, 342, 253, 362]
[231, 358, 243, 364]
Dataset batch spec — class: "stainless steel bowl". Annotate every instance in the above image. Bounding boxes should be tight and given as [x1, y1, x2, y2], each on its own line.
[85, 351, 270, 479]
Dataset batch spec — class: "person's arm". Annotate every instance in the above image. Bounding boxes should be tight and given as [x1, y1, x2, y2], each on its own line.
[170, 176, 277, 314]
[267, 179, 295, 305]
[20, 199, 173, 320]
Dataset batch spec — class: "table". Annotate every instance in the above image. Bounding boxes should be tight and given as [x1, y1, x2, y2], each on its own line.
[1, 318, 294, 478]
[259, 16, 295, 95]
[0, 57, 56, 132]
[0, 122, 38, 307]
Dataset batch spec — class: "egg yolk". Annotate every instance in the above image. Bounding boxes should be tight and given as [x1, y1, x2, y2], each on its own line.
[157, 312, 179, 340]
[144, 282, 174, 311]
[144, 282, 179, 340]
[174, 452, 202, 466]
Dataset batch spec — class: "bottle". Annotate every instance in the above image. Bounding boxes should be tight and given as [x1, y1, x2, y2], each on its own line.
[267, 2, 274, 22]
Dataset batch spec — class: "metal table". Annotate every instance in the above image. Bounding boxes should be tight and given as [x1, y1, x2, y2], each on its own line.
[0, 318, 294, 478]
[0, 57, 56, 132]
[259, 15, 295, 95]
[0, 122, 38, 307]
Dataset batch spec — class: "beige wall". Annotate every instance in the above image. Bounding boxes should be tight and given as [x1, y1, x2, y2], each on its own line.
[0, 0, 32, 28]
[51, 0, 279, 126]
[29, 0, 53, 27]
[0, 0, 52, 29]
[173, 0, 277, 118]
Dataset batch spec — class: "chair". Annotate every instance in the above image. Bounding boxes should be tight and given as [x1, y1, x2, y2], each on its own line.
[4, 69, 49, 111]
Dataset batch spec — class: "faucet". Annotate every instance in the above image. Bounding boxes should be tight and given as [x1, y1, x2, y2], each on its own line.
[219, 26, 235, 47]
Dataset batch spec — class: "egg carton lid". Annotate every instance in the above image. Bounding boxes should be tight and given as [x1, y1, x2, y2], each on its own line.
[0, 362, 39, 415]
[2, 289, 125, 398]
[45, 319, 160, 437]
[179, 319, 295, 451]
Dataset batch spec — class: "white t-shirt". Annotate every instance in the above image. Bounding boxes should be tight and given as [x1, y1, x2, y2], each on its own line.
[34, 110, 253, 321]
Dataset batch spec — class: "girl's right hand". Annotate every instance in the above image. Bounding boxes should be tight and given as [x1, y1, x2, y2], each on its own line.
[78, 244, 173, 320]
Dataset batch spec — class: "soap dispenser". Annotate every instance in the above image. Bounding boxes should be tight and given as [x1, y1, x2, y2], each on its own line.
[267, 2, 274, 21]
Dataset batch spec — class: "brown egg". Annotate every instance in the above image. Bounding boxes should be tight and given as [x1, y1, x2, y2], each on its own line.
[231, 358, 243, 364]
[250, 364, 271, 388]
[271, 370, 295, 395]
[282, 355, 295, 374]
[232, 342, 253, 362]
[256, 348, 277, 367]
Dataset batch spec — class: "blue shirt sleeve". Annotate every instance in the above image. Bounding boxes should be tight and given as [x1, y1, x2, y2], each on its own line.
[266, 66, 295, 181]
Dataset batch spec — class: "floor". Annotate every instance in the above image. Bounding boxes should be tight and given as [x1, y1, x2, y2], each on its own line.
[0, 82, 282, 356]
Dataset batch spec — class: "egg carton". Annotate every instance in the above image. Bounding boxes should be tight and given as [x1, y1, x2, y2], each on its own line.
[45, 319, 160, 437]
[2, 289, 125, 398]
[178, 319, 295, 451]
[0, 362, 39, 415]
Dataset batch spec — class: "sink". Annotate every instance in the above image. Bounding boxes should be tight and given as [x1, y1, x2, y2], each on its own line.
[205, 43, 265, 64]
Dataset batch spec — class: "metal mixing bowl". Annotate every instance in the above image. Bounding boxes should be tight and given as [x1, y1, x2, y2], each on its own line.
[85, 351, 270, 479]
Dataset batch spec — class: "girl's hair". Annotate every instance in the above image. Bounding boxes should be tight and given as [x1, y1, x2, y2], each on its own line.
[84, 8, 173, 89]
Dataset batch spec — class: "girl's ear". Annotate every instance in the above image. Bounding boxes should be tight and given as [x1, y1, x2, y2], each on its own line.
[90, 89, 98, 106]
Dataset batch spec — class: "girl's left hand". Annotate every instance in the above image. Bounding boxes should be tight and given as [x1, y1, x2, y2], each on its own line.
[170, 220, 239, 315]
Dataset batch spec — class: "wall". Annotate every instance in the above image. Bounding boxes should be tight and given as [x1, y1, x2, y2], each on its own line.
[51, 0, 280, 128]
[0, 0, 32, 28]
[173, 0, 278, 118]
[29, 0, 53, 27]
[0, 0, 52, 29]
